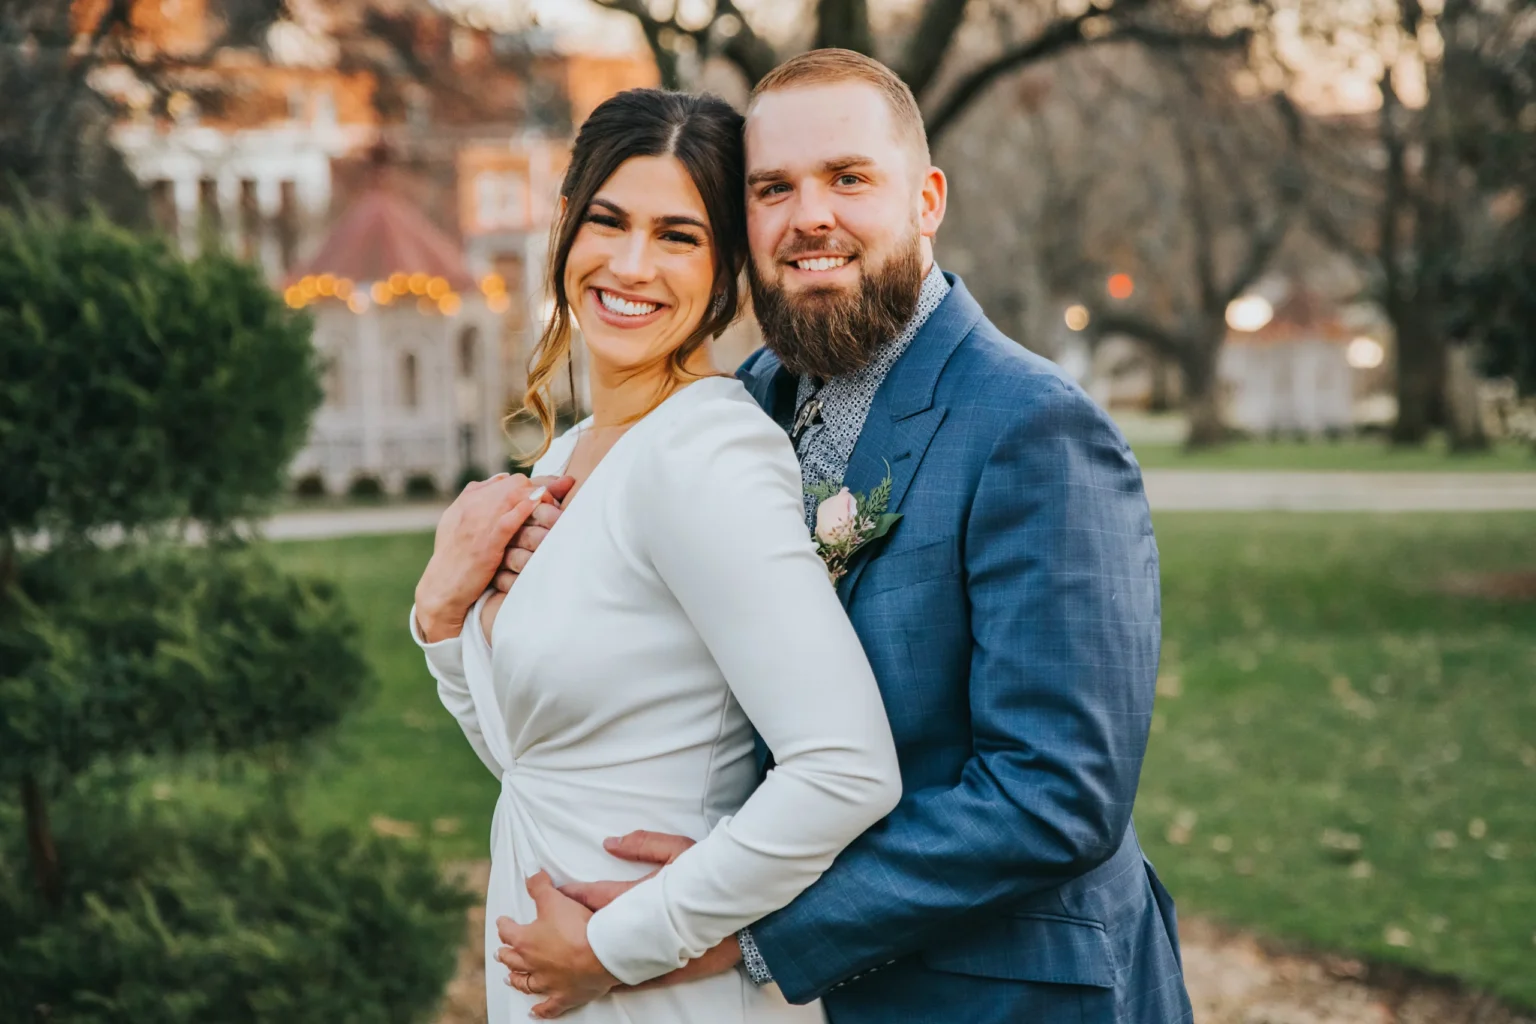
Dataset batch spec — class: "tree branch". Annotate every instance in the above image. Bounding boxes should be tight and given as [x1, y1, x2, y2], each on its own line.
[816, 0, 873, 55]
[924, 13, 1250, 144]
[897, 0, 971, 102]
[706, 0, 779, 86]
[1089, 308, 1189, 360]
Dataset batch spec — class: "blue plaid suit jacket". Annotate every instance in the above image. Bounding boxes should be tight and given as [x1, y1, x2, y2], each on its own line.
[738, 275, 1192, 1024]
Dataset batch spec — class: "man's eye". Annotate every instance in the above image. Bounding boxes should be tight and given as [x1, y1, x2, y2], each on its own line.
[760, 183, 790, 197]
[836, 174, 861, 187]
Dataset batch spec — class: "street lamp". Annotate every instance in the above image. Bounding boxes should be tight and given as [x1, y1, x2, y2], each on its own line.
[1225, 295, 1274, 332]
[1346, 337, 1385, 369]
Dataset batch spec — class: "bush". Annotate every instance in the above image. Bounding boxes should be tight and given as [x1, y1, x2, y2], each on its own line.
[293, 472, 327, 498]
[347, 474, 386, 500]
[0, 211, 463, 1023]
[0, 791, 469, 1024]
[403, 473, 439, 499]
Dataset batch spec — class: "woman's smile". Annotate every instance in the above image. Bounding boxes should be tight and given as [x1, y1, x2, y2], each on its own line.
[588, 286, 669, 330]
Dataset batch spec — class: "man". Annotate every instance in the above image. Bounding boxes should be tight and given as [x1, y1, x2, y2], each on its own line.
[497, 49, 1190, 1023]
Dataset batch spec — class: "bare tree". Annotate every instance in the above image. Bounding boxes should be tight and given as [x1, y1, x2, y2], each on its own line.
[1285, 0, 1536, 448]
[0, 0, 147, 217]
[1024, 50, 1303, 447]
[585, 0, 1251, 145]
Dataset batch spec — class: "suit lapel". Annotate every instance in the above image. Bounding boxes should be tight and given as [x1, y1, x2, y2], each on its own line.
[740, 349, 797, 432]
[836, 275, 984, 607]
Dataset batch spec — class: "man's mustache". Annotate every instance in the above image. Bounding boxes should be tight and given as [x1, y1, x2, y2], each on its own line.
[774, 236, 862, 263]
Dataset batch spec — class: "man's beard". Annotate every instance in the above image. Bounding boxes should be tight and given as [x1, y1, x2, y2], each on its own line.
[751, 231, 924, 381]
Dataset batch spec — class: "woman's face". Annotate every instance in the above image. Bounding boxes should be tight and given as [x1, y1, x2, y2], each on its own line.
[564, 155, 717, 376]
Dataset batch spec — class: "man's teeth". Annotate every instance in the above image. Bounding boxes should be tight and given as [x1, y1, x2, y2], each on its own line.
[795, 256, 850, 272]
[598, 291, 659, 316]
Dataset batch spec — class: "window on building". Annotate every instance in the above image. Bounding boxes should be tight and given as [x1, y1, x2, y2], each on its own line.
[198, 178, 221, 252]
[458, 327, 479, 378]
[402, 352, 419, 409]
[323, 354, 344, 409]
[239, 180, 259, 260]
[149, 180, 176, 239]
[278, 180, 299, 272]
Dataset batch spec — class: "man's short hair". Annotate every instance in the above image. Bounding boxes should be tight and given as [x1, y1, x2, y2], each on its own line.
[748, 48, 931, 167]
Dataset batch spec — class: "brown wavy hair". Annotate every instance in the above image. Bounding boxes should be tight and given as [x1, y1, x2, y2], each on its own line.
[518, 89, 748, 460]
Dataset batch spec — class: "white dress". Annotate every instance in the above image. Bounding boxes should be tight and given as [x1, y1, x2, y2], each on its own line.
[410, 377, 901, 1024]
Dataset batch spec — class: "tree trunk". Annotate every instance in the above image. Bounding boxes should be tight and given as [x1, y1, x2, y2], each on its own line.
[1445, 343, 1490, 452]
[1148, 353, 1176, 413]
[4, 539, 62, 909]
[1391, 318, 1446, 445]
[815, 0, 873, 55]
[1180, 344, 1228, 449]
[22, 774, 64, 909]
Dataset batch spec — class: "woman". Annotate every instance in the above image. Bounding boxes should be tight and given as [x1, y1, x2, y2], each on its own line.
[409, 90, 899, 1023]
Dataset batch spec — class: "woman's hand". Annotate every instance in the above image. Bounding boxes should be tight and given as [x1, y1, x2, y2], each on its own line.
[496, 872, 620, 1018]
[414, 474, 562, 642]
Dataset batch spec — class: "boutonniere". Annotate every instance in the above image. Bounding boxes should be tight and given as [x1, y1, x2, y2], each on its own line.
[806, 469, 902, 584]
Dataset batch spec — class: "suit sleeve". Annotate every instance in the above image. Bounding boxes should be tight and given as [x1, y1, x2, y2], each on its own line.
[749, 380, 1161, 1003]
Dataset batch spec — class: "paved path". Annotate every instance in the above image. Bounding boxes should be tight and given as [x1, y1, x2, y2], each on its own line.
[263, 503, 449, 541]
[264, 472, 1536, 541]
[1143, 471, 1536, 512]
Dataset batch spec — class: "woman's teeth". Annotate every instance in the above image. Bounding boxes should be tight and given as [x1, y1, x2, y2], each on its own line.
[795, 256, 850, 272]
[598, 290, 660, 317]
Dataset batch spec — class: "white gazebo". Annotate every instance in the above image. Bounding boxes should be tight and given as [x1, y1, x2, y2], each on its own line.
[284, 184, 510, 494]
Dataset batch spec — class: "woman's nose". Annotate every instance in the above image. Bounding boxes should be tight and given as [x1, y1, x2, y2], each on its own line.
[608, 233, 656, 283]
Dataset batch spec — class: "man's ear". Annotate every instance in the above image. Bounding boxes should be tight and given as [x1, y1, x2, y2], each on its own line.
[919, 166, 947, 240]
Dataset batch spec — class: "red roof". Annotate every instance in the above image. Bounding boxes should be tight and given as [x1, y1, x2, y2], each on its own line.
[288, 186, 475, 291]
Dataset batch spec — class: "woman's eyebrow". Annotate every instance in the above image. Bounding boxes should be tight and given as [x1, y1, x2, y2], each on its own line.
[589, 198, 705, 232]
[656, 214, 708, 230]
[590, 197, 627, 219]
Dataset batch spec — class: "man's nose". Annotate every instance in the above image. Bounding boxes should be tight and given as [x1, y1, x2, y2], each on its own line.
[789, 185, 836, 236]
[609, 233, 656, 282]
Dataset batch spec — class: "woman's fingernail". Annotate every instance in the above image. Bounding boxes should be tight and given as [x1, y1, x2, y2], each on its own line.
[527, 486, 547, 503]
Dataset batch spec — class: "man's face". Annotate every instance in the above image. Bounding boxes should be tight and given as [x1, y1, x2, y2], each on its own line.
[744, 81, 938, 379]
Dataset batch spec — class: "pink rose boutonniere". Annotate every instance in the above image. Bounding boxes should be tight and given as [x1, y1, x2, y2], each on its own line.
[806, 471, 902, 584]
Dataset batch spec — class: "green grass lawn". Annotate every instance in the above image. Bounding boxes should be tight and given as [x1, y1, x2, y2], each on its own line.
[270, 533, 499, 861]
[1130, 436, 1536, 472]
[269, 514, 1536, 1007]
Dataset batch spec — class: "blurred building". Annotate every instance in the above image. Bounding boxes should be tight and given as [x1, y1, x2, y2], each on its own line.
[79, 0, 657, 490]
[1220, 290, 1356, 437]
[282, 178, 507, 492]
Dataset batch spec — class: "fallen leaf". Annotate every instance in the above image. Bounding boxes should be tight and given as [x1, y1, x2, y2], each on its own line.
[371, 814, 421, 839]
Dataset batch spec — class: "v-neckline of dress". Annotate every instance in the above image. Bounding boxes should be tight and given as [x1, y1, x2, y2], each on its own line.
[485, 378, 721, 646]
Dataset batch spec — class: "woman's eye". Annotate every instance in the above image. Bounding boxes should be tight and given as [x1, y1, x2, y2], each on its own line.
[586, 213, 622, 228]
[662, 231, 702, 246]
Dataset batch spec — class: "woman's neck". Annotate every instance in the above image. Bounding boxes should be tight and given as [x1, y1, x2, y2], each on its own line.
[586, 350, 717, 429]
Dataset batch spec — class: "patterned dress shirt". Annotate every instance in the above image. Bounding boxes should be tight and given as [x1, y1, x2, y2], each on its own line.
[739, 263, 949, 987]
[794, 263, 950, 526]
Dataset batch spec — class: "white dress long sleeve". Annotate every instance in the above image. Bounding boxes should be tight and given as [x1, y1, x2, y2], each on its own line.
[410, 377, 900, 1024]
